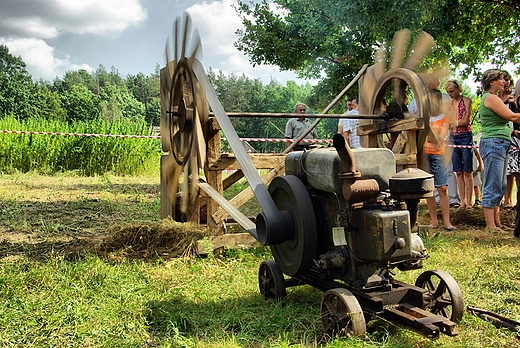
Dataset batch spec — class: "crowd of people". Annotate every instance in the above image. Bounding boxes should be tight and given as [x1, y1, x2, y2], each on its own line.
[284, 69, 520, 236]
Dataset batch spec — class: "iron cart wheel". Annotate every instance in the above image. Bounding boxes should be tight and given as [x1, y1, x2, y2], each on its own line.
[321, 288, 366, 337]
[258, 260, 286, 300]
[415, 270, 464, 323]
[268, 175, 317, 277]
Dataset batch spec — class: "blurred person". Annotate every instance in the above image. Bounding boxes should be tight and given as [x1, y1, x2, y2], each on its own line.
[514, 79, 520, 238]
[445, 80, 474, 210]
[285, 103, 317, 151]
[473, 143, 484, 206]
[479, 69, 520, 230]
[501, 72, 520, 209]
[422, 89, 457, 231]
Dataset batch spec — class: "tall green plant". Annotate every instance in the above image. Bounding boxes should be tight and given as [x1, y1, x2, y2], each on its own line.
[0, 115, 161, 176]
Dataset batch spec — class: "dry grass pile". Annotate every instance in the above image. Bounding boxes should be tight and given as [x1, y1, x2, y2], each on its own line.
[99, 218, 205, 259]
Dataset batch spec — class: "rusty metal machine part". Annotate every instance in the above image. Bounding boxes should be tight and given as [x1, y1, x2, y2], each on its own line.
[321, 288, 366, 337]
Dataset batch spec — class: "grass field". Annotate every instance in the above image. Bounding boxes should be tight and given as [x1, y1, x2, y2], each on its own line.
[1, 173, 520, 347]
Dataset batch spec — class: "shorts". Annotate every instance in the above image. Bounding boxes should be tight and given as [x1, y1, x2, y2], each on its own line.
[451, 132, 473, 172]
[480, 137, 510, 208]
[425, 154, 448, 187]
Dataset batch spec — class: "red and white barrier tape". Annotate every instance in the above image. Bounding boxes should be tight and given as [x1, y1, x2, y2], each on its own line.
[222, 137, 333, 144]
[1, 129, 161, 139]
[1, 130, 332, 143]
[446, 144, 478, 149]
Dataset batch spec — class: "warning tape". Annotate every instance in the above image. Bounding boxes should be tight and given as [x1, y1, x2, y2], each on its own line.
[222, 137, 333, 144]
[446, 144, 478, 149]
[1, 130, 333, 144]
[1, 129, 161, 139]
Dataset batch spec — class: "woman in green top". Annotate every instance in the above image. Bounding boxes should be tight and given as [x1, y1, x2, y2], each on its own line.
[479, 69, 520, 230]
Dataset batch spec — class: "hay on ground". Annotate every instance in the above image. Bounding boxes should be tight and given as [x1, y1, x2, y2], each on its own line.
[99, 218, 206, 259]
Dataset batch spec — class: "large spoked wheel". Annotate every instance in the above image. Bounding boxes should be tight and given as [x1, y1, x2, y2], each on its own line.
[415, 270, 464, 323]
[321, 288, 366, 337]
[369, 67, 431, 155]
[268, 175, 317, 277]
[258, 260, 286, 300]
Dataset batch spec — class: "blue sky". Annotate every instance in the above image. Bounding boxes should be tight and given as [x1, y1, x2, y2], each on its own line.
[0, 0, 304, 84]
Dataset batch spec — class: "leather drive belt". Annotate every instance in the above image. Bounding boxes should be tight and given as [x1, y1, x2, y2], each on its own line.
[192, 59, 281, 241]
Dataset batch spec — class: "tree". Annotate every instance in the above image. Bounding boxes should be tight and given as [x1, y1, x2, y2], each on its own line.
[0, 45, 35, 118]
[32, 83, 67, 120]
[235, 0, 520, 96]
[61, 85, 99, 122]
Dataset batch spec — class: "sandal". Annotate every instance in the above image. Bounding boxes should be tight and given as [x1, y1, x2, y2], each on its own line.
[428, 224, 439, 229]
[444, 226, 458, 231]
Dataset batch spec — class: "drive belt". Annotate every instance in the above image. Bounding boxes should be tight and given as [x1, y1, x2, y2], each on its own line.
[192, 59, 282, 240]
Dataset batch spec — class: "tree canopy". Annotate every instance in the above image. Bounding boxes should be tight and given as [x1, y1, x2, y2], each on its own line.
[235, 0, 520, 95]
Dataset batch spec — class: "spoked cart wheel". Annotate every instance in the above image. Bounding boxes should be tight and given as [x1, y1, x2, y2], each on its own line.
[415, 270, 464, 323]
[321, 288, 366, 337]
[258, 260, 286, 300]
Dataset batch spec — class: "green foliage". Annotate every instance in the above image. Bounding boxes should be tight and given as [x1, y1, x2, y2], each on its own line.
[235, 0, 520, 96]
[60, 84, 100, 122]
[207, 69, 325, 153]
[0, 115, 160, 175]
[0, 45, 35, 119]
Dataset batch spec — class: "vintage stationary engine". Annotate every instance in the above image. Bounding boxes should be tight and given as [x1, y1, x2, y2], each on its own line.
[257, 134, 464, 338]
[160, 14, 464, 340]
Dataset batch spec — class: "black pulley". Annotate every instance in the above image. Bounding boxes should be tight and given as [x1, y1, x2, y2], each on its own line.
[268, 175, 317, 277]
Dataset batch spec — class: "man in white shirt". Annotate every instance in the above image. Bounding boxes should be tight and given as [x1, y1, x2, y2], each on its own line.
[338, 98, 361, 148]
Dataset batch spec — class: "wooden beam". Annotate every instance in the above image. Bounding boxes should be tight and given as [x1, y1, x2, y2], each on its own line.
[211, 160, 285, 226]
[209, 153, 286, 171]
[195, 233, 260, 255]
[357, 118, 424, 136]
[394, 153, 417, 166]
[222, 170, 244, 190]
[392, 132, 408, 154]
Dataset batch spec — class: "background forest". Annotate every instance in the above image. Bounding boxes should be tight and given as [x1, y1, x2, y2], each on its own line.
[0, 44, 341, 162]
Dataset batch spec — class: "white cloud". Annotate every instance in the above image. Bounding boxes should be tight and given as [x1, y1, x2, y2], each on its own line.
[0, 0, 148, 38]
[0, 0, 147, 80]
[186, 0, 306, 85]
[188, 0, 242, 56]
[0, 38, 93, 81]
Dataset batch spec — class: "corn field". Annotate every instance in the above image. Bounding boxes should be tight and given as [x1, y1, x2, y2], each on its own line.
[0, 116, 161, 176]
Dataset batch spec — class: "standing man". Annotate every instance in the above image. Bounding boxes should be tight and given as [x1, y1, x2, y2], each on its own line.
[338, 98, 362, 148]
[285, 103, 318, 151]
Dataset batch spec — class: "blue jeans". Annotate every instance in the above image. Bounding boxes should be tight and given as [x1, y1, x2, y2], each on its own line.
[426, 154, 448, 187]
[480, 138, 510, 208]
[451, 132, 473, 172]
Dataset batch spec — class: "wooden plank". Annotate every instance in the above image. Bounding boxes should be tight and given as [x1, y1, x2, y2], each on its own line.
[223, 170, 244, 190]
[357, 118, 424, 136]
[205, 117, 225, 235]
[209, 153, 286, 171]
[198, 181, 257, 235]
[392, 132, 408, 154]
[395, 153, 417, 166]
[160, 155, 174, 219]
[196, 233, 260, 255]
[211, 160, 285, 226]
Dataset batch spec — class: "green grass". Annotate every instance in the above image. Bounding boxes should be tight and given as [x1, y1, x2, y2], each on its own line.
[1, 174, 520, 347]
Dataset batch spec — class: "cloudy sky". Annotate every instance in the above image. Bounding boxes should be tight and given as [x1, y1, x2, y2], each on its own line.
[0, 0, 304, 84]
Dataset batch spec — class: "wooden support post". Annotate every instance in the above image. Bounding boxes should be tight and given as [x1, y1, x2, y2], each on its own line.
[205, 117, 225, 236]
